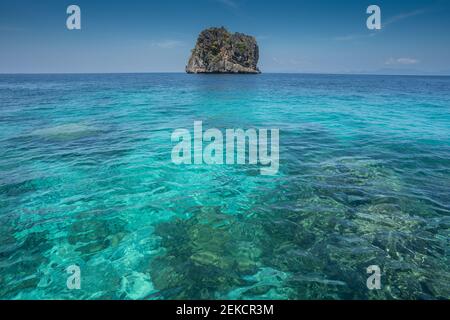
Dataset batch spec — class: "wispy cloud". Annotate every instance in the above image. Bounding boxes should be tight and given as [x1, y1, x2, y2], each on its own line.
[384, 8, 428, 27]
[334, 8, 429, 41]
[152, 40, 185, 49]
[272, 57, 311, 67]
[334, 33, 376, 41]
[213, 0, 244, 18]
[256, 35, 270, 41]
[0, 26, 24, 32]
[215, 0, 238, 9]
[385, 57, 420, 65]
[334, 32, 374, 42]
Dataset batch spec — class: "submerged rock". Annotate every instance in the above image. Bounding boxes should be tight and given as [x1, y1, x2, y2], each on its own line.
[31, 123, 100, 141]
[149, 207, 263, 299]
[67, 214, 127, 259]
[186, 27, 261, 74]
[0, 230, 51, 298]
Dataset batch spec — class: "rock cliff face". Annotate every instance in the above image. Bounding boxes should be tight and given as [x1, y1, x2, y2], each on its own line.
[186, 27, 260, 74]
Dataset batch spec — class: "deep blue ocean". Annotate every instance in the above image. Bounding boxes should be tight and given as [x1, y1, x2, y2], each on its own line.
[0, 73, 449, 299]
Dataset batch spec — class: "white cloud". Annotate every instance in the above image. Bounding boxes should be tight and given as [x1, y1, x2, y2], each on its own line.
[385, 57, 419, 65]
[152, 40, 184, 49]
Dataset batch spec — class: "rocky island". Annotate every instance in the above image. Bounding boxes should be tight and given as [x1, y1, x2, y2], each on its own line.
[186, 27, 261, 74]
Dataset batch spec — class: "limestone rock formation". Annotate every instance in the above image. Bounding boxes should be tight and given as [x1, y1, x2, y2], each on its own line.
[186, 27, 261, 74]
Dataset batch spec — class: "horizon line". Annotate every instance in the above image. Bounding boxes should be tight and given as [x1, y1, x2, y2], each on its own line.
[1, 71, 449, 77]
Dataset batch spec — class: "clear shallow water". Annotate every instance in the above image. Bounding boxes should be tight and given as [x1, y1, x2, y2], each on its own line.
[0, 73, 449, 300]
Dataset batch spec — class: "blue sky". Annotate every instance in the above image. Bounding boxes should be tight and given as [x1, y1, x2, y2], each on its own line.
[1, 0, 449, 74]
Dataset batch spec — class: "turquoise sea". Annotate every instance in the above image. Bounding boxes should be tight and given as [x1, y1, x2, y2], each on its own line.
[0, 73, 449, 299]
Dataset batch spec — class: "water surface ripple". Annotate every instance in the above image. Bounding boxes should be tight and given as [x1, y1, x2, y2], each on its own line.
[0, 74, 449, 299]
